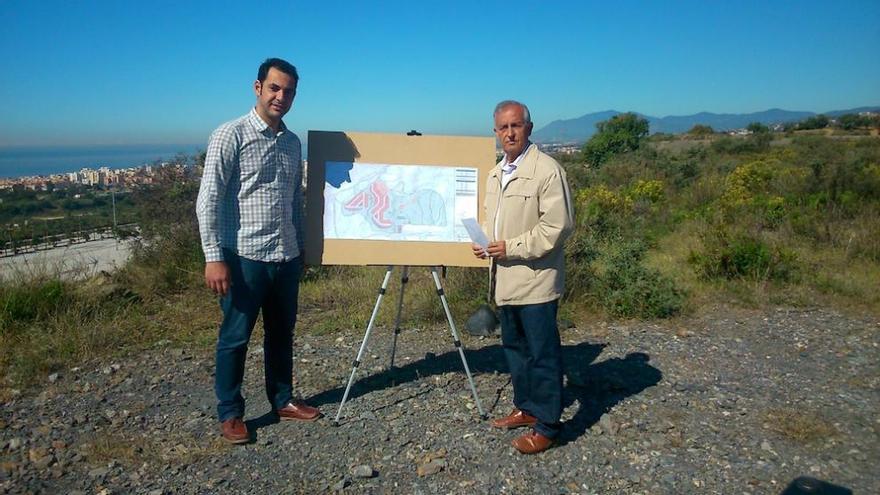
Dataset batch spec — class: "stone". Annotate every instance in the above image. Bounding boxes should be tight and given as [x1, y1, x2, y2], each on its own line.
[33, 391, 51, 406]
[417, 459, 446, 477]
[599, 415, 619, 436]
[89, 467, 111, 478]
[28, 447, 49, 462]
[32, 454, 54, 469]
[332, 476, 351, 491]
[351, 465, 375, 478]
[0, 461, 20, 475]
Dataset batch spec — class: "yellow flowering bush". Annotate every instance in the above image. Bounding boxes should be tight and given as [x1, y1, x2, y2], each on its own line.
[627, 179, 665, 203]
[576, 184, 633, 213]
[721, 159, 776, 208]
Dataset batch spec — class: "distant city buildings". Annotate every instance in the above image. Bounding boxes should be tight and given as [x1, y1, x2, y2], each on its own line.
[0, 162, 192, 192]
[538, 143, 581, 155]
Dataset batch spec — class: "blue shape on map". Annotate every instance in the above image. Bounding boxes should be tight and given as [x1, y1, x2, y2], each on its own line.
[326, 161, 354, 188]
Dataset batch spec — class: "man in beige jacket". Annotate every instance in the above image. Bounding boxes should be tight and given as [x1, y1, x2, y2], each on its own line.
[473, 100, 574, 454]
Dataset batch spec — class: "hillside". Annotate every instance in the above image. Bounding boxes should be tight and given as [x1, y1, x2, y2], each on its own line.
[532, 106, 880, 143]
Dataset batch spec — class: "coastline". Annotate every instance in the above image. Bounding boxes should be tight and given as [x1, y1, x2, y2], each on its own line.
[0, 143, 203, 179]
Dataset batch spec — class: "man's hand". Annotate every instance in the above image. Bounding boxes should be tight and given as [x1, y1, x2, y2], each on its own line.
[487, 240, 507, 260]
[205, 261, 231, 296]
[472, 243, 489, 259]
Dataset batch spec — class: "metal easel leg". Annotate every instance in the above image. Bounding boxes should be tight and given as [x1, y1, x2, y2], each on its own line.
[388, 266, 409, 369]
[333, 266, 394, 425]
[430, 266, 487, 419]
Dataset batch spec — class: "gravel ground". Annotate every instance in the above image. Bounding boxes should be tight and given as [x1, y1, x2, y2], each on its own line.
[1, 305, 877, 494]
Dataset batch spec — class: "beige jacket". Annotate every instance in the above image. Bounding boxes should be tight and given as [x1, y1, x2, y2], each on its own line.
[484, 144, 574, 306]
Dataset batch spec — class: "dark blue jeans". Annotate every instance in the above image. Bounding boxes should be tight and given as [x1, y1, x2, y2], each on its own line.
[498, 299, 563, 439]
[215, 250, 301, 421]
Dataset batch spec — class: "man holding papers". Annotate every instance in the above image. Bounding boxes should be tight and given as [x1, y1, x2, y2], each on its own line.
[472, 100, 574, 454]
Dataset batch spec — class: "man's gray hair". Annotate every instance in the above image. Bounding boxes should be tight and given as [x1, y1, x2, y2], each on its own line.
[494, 100, 531, 124]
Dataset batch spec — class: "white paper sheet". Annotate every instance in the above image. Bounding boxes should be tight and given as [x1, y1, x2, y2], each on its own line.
[461, 217, 490, 258]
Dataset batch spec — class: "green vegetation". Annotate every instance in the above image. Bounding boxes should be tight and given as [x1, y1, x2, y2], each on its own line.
[797, 114, 830, 130]
[687, 124, 714, 137]
[2, 126, 880, 394]
[746, 122, 770, 134]
[779, 113, 880, 134]
[582, 112, 650, 167]
[0, 187, 138, 249]
[837, 112, 880, 130]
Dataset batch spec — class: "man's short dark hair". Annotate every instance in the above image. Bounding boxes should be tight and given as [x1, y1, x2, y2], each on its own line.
[257, 58, 299, 84]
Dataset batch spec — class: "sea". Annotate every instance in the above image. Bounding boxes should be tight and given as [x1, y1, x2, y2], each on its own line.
[0, 144, 204, 179]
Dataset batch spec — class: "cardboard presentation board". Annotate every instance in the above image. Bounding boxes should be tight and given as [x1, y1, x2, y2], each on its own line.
[306, 131, 495, 267]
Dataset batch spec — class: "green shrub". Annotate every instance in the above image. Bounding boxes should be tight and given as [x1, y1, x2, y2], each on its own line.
[711, 134, 771, 154]
[564, 227, 602, 300]
[690, 226, 798, 281]
[116, 180, 203, 298]
[0, 279, 70, 328]
[119, 227, 203, 298]
[594, 241, 686, 318]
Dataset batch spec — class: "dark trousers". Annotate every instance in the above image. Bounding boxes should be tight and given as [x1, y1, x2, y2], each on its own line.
[498, 299, 563, 438]
[215, 250, 302, 421]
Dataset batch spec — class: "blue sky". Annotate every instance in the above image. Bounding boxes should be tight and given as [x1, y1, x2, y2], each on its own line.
[1, 0, 878, 147]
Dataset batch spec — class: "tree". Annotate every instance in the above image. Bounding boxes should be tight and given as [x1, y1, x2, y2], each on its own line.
[798, 114, 829, 130]
[688, 124, 714, 137]
[582, 112, 650, 166]
[836, 113, 874, 130]
[746, 122, 770, 134]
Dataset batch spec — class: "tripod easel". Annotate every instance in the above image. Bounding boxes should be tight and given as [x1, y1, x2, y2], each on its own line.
[332, 265, 487, 425]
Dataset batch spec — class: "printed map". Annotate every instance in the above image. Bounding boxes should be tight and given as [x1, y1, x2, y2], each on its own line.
[323, 162, 478, 242]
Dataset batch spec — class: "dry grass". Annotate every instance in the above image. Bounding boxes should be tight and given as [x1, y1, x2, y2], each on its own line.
[298, 265, 486, 335]
[795, 244, 880, 314]
[645, 217, 880, 315]
[644, 219, 719, 309]
[763, 408, 837, 443]
[82, 430, 225, 468]
[0, 275, 219, 391]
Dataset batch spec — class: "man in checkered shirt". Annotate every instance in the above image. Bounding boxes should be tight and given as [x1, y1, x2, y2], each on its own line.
[196, 58, 321, 445]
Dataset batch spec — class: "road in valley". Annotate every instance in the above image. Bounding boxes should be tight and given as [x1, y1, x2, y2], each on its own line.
[0, 238, 134, 280]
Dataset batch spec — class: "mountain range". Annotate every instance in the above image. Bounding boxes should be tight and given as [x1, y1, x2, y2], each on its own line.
[531, 106, 880, 144]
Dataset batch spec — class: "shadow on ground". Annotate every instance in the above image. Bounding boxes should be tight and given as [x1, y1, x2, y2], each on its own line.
[296, 340, 662, 444]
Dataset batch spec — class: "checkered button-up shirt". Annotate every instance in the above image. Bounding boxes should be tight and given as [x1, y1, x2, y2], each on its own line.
[196, 109, 304, 263]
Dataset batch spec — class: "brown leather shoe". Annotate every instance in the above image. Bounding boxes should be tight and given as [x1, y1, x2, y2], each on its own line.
[277, 401, 322, 422]
[512, 430, 554, 454]
[220, 417, 249, 444]
[491, 409, 537, 429]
